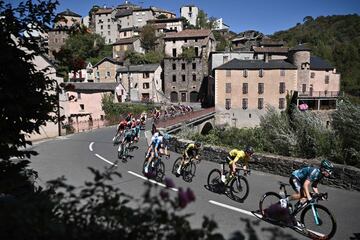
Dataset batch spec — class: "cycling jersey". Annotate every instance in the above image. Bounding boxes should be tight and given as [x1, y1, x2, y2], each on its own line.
[183, 143, 198, 158]
[227, 149, 249, 166]
[292, 167, 323, 184]
[124, 129, 135, 142]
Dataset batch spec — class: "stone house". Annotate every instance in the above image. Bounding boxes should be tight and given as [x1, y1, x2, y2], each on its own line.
[93, 57, 122, 83]
[94, 8, 115, 44]
[214, 45, 341, 128]
[147, 18, 184, 34]
[112, 37, 144, 61]
[116, 64, 164, 103]
[48, 9, 81, 59]
[163, 29, 216, 103]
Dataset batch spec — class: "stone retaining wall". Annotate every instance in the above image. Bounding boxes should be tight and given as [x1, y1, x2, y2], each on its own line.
[169, 137, 360, 191]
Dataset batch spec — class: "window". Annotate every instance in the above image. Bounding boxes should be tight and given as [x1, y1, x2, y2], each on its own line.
[172, 75, 176, 82]
[143, 83, 150, 89]
[192, 62, 196, 70]
[302, 84, 306, 93]
[143, 72, 150, 78]
[108, 19, 110, 22]
[172, 64, 176, 70]
[108, 25, 110, 29]
[192, 74, 196, 81]
[242, 83, 248, 94]
[259, 69, 264, 77]
[258, 98, 264, 110]
[182, 63, 185, 70]
[279, 82, 285, 94]
[223, 56, 229, 63]
[80, 104, 84, 111]
[258, 83, 264, 94]
[311, 72, 315, 78]
[226, 70, 231, 77]
[108, 31, 110, 35]
[182, 75, 186, 82]
[225, 99, 231, 110]
[173, 40, 175, 44]
[280, 69, 285, 76]
[226, 83, 231, 93]
[101, 25, 103, 30]
[124, 31, 127, 37]
[106, 71, 111, 77]
[243, 69, 248, 78]
[195, 47, 199, 56]
[242, 98, 248, 110]
[279, 98, 285, 109]
[172, 48, 177, 57]
[325, 75, 329, 84]
[184, 39, 187, 43]
[77, 93, 81, 99]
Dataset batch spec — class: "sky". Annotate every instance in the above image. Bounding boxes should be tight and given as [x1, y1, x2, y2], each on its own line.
[5, 0, 360, 35]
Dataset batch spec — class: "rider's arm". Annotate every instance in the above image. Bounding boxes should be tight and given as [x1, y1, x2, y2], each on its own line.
[303, 179, 312, 201]
[312, 181, 319, 194]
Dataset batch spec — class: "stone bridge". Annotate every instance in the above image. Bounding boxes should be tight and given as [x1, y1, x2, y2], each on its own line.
[157, 107, 215, 134]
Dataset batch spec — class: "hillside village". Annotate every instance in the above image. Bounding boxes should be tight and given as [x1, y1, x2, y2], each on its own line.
[36, 1, 340, 138]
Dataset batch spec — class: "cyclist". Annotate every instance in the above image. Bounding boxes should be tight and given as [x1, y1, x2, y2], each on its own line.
[224, 146, 254, 182]
[176, 141, 201, 175]
[144, 132, 165, 173]
[113, 119, 128, 144]
[133, 119, 141, 142]
[280, 159, 334, 209]
[119, 128, 136, 158]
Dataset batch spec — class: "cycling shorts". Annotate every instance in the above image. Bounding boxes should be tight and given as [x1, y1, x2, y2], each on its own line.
[289, 176, 302, 193]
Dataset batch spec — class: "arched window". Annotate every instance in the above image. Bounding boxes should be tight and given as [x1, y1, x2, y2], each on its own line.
[170, 91, 178, 102]
[190, 91, 198, 102]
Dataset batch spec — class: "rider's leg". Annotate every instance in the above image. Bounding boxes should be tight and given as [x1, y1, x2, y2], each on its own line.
[177, 156, 186, 174]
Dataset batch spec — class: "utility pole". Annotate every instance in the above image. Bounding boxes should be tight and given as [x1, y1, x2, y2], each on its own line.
[53, 80, 61, 136]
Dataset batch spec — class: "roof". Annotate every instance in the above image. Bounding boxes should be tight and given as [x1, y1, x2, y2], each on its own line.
[147, 17, 183, 24]
[57, 9, 81, 18]
[310, 56, 334, 70]
[64, 82, 119, 91]
[113, 37, 139, 45]
[150, 6, 176, 15]
[260, 39, 285, 46]
[116, 2, 140, 9]
[115, 8, 133, 18]
[93, 57, 121, 67]
[95, 8, 113, 15]
[290, 44, 311, 51]
[164, 29, 212, 39]
[216, 59, 297, 70]
[117, 64, 160, 73]
[253, 46, 289, 54]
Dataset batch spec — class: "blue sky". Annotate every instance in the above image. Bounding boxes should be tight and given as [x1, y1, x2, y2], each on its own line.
[5, 0, 360, 35]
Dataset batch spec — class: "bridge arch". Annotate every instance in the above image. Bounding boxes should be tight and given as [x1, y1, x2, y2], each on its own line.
[200, 121, 213, 135]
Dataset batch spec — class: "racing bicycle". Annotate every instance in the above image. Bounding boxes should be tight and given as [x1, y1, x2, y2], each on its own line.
[172, 156, 201, 182]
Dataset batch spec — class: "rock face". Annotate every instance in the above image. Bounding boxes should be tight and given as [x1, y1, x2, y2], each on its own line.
[169, 137, 360, 191]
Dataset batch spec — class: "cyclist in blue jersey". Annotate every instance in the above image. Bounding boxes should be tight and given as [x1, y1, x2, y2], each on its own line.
[280, 159, 334, 208]
[144, 133, 170, 173]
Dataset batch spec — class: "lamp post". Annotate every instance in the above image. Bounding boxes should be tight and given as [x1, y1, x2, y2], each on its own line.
[53, 80, 62, 136]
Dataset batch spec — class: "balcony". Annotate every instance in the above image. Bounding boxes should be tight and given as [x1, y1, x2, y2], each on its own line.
[298, 91, 340, 98]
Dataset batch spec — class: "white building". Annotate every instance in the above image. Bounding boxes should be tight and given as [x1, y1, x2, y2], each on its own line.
[180, 5, 198, 27]
[214, 18, 230, 30]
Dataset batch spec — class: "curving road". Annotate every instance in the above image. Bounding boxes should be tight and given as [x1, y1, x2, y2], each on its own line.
[30, 125, 360, 240]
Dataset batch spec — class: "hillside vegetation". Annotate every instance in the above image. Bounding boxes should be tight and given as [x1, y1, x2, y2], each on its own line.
[271, 14, 360, 97]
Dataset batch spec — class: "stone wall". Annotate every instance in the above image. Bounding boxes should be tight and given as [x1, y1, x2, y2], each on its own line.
[169, 137, 360, 191]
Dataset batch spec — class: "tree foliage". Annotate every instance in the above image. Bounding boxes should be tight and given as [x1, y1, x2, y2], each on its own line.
[272, 14, 360, 97]
[54, 32, 112, 77]
[180, 46, 196, 61]
[140, 24, 157, 52]
[125, 50, 164, 65]
[0, 0, 59, 160]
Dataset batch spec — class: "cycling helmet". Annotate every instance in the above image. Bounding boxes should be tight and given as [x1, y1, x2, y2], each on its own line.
[194, 141, 201, 148]
[320, 159, 333, 174]
[244, 146, 254, 155]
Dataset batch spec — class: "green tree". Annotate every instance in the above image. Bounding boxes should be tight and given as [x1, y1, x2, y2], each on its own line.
[180, 46, 196, 61]
[140, 24, 157, 52]
[0, 0, 59, 160]
[196, 9, 208, 29]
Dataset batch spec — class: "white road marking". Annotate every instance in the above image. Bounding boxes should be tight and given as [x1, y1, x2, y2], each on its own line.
[128, 170, 178, 192]
[89, 142, 94, 152]
[209, 200, 255, 218]
[95, 154, 117, 166]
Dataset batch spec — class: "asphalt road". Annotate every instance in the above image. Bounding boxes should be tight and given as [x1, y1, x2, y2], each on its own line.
[29, 125, 360, 240]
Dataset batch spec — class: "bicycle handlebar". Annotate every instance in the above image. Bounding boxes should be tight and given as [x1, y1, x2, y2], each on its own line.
[311, 192, 328, 201]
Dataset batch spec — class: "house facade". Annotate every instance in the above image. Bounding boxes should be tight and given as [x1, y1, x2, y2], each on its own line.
[214, 45, 341, 128]
[94, 8, 116, 44]
[180, 5, 198, 26]
[93, 57, 122, 83]
[147, 18, 183, 34]
[116, 64, 164, 103]
[112, 37, 144, 61]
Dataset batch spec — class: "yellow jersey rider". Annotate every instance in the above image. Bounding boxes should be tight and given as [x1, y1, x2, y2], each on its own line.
[176, 141, 201, 175]
[225, 146, 254, 181]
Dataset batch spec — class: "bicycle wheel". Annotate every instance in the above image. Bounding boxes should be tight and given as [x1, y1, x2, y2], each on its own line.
[172, 157, 182, 175]
[207, 169, 222, 192]
[117, 144, 124, 159]
[183, 162, 196, 182]
[155, 161, 165, 182]
[259, 192, 282, 216]
[300, 204, 337, 239]
[229, 175, 249, 202]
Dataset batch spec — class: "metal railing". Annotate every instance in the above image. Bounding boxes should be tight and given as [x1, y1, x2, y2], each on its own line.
[298, 91, 340, 97]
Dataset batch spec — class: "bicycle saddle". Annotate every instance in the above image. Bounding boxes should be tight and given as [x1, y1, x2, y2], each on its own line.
[278, 181, 290, 187]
